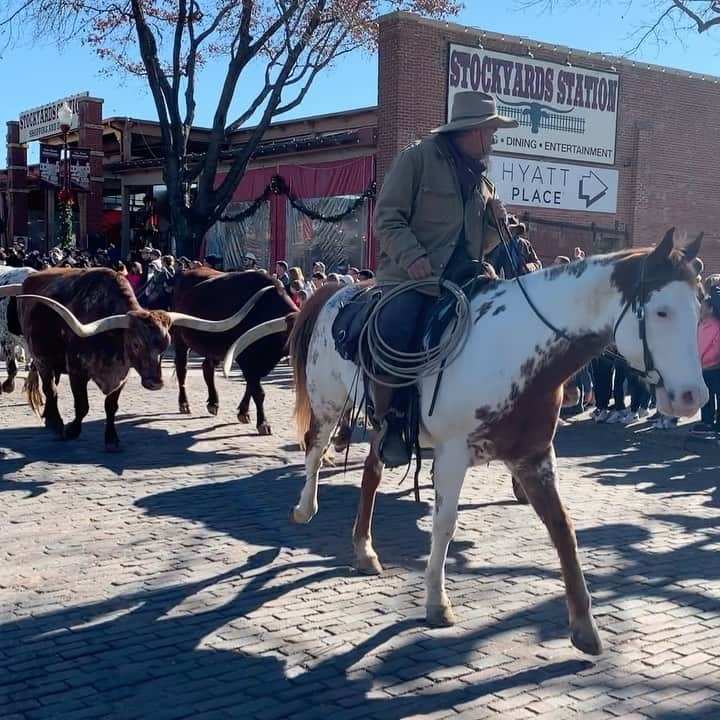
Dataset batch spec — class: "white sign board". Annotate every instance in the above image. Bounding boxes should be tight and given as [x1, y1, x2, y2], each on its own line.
[448, 45, 619, 165]
[19, 93, 89, 144]
[489, 156, 618, 213]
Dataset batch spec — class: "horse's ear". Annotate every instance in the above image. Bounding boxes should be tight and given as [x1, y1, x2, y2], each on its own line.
[648, 228, 675, 265]
[682, 232, 704, 263]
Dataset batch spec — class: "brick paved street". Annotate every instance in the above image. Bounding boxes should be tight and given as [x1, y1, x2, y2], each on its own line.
[2, 358, 720, 719]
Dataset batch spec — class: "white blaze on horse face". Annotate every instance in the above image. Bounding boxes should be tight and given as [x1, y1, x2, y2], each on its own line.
[615, 279, 707, 417]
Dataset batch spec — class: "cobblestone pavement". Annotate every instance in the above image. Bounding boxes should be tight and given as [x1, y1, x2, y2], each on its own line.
[2, 359, 720, 720]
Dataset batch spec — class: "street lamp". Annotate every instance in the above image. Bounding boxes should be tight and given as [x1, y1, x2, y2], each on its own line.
[57, 101, 74, 250]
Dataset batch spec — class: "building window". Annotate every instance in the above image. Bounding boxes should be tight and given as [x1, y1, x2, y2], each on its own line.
[204, 201, 270, 271]
[286, 196, 368, 274]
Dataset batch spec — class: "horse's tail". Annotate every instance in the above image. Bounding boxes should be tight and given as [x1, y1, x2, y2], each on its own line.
[25, 363, 43, 417]
[289, 284, 342, 444]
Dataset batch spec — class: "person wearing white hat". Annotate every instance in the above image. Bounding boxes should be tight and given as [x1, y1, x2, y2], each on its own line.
[370, 91, 519, 467]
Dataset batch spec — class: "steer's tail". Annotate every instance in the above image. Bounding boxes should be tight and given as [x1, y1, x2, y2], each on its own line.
[289, 284, 341, 443]
[25, 363, 44, 417]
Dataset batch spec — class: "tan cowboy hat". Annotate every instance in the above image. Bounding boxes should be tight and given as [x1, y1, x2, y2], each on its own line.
[432, 91, 519, 134]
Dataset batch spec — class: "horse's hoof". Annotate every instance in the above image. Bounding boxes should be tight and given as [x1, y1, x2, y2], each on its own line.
[289, 505, 314, 524]
[426, 604, 456, 628]
[237, 412, 251, 424]
[355, 555, 383, 575]
[207, 404, 219, 416]
[64, 424, 81, 441]
[512, 477, 529, 504]
[179, 403, 191, 414]
[571, 616, 603, 656]
[257, 423, 272, 436]
[2, 379, 15, 393]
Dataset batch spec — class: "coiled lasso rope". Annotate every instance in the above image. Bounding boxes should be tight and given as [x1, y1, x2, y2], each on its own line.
[358, 278, 472, 388]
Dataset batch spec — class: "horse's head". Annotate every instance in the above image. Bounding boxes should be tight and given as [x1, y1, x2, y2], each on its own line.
[612, 228, 708, 417]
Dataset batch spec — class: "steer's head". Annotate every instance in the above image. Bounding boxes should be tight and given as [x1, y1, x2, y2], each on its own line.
[125, 310, 173, 390]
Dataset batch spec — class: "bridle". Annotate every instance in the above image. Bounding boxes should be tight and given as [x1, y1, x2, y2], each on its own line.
[488, 205, 663, 386]
[610, 257, 663, 386]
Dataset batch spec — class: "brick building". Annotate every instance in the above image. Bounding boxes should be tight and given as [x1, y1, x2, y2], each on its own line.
[377, 12, 720, 269]
[3, 12, 719, 271]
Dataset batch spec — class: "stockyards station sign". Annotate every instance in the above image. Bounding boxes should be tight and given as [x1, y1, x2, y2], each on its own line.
[448, 44, 619, 165]
[19, 93, 89, 144]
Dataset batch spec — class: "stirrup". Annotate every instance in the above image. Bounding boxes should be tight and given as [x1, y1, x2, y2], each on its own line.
[378, 416, 411, 468]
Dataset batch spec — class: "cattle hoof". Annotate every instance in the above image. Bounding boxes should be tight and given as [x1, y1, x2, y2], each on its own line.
[237, 412, 251, 424]
[179, 403, 191, 414]
[257, 423, 272, 436]
[571, 616, 603, 656]
[2, 378, 15, 393]
[512, 477, 529, 504]
[355, 555, 383, 575]
[207, 403, 219, 416]
[426, 604, 456, 628]
[105, 441, 122, 453]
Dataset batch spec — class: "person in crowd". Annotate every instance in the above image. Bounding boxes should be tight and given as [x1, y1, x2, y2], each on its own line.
[358, 268, 375, 281]
[276, 260, 291, 291]
[289, 280, 304, 308]
[288, 266, 306, 290]
[622, 373, 651, 425]
[312, 260, 326, 276]
[114, 260, 128, 277]
[241, 251, 258, 270]
[297, 289, 308, 307]
[348, 266, 360, 282]
[340, 274, 355, 285]
[553, 255, 571, 266]
[126, 261, 143, 292]
[694, 296, 720, 432]
[485, 217, 541, 278]
[310, 271, 326, 289]
[325, 273, 342, 285]
[605, 358, 628, 423]
[372, 90, 515, 466]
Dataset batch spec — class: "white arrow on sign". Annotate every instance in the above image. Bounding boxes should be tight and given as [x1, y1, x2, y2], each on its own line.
[578, 171, 609, 208]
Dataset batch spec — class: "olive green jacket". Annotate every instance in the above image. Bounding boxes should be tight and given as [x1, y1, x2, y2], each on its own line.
[373, 135, 503, 285]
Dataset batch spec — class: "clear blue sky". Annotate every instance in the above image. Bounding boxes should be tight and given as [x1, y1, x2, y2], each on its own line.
[2, 1, 718, 163]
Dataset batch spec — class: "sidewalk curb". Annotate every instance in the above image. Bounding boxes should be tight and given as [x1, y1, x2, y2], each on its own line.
[560, 413, 720, 455]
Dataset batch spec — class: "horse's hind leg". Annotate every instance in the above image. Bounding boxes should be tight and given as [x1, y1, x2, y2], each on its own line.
[507, 447, 602, 656]
[332, 408, 352, 452]
[353, 441, 384, 574]
[291, 412, 335, 524]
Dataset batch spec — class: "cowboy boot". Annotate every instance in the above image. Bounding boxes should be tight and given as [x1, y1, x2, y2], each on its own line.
[371, 381, 412, 468]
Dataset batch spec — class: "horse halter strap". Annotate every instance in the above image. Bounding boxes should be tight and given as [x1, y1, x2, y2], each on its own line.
[612, 257, 663, 386]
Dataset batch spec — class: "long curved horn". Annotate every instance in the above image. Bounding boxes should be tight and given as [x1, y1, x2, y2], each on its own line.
[17, 295, 131, 337]
[167, 285, 274, 332]
[223, 316, 290, 378]
[0, 284, 23, 298]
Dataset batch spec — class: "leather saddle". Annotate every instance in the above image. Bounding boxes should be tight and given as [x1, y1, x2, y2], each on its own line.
[331, 285, 383, 362]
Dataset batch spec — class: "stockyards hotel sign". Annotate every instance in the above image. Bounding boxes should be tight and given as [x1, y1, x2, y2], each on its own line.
[448, 44, 619, 165]
[19, 93, 89, 144]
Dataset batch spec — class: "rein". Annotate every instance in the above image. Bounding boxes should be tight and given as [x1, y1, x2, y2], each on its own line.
[488, 205, 662, 385]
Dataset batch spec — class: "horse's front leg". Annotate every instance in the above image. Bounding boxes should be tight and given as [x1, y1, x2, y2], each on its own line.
[425, 440, 469, 627]
[507, 446, 602, 656]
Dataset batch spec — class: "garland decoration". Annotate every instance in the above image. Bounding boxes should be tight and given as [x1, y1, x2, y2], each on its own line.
[219, 174, 375, 224]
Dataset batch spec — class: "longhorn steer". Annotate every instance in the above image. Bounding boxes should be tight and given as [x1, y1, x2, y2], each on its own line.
[0, 266, 34, 393]
[0, 267, 259, 450]
[172, 268, 297, 435]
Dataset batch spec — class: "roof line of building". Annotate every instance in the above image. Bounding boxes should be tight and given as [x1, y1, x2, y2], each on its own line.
[380, 11, 720, 83]
[103, 105, 379, 136]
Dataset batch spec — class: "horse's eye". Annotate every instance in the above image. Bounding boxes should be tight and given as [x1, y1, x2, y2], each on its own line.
[657, 310, 668, 318]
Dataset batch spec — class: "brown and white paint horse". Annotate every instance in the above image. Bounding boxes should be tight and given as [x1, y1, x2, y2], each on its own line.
[236, 229, 706, 655]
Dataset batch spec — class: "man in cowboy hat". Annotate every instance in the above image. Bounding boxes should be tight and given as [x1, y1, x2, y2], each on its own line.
[371, 91, 518, 467]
